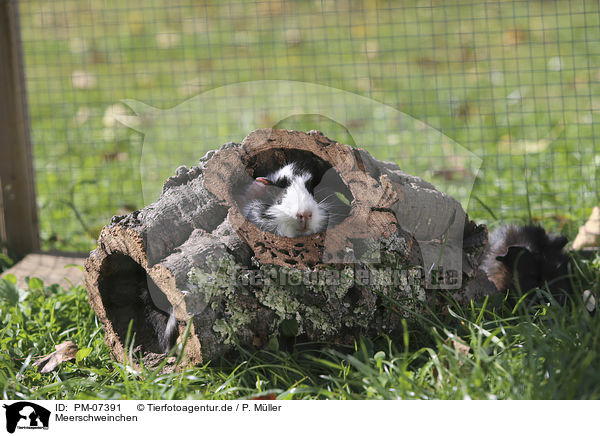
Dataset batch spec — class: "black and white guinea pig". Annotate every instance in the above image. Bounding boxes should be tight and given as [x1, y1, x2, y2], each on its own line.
[482, 225, 572, 304]
[241, 162, 332, 237]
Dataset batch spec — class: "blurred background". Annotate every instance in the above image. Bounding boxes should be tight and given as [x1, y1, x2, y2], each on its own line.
[16, 0, 600, 252]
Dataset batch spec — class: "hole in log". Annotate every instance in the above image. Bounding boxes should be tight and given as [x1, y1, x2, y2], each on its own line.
[232, 148, 353, 234]
[347, 286, 362, 307]
[245, 149, 330, 180]
[97, 253, 177, 354]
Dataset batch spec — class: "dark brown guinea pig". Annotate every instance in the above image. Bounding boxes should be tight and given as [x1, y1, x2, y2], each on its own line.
[482, 225, 572, 304]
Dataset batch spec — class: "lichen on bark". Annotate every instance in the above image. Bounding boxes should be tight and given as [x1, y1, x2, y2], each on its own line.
[186, 242, 428, 351]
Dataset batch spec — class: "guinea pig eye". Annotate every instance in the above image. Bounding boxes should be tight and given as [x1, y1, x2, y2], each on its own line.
[271, 176, 290, 189]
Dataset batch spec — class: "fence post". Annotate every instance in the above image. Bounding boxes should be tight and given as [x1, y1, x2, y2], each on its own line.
[0, 0, 39, 258]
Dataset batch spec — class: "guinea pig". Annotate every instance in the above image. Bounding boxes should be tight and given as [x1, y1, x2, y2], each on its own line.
[138, 283, 179, 354]
[241, 162, 331, 237]
[482, 225, 572, 304]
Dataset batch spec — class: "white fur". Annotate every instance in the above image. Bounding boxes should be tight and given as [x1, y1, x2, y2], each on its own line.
[245, 163, 327, 237]
[266, 176, 327, 237]
[269, 163, 297, 183]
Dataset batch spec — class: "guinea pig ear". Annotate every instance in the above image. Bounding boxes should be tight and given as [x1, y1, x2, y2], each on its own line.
[496, 246, 533, 267]
[255, 177, 271, 185]
[548, 235, 568, 250]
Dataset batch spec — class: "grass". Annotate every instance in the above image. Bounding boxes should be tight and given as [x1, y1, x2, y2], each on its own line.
[2, 251, 600, 400]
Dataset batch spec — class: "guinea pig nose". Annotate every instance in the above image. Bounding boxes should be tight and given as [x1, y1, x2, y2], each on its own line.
[297, 211, 312, 220]
[297, 211, 312, 230]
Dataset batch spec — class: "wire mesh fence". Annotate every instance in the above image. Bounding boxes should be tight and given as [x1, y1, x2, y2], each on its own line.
[16, 0, 600, 252]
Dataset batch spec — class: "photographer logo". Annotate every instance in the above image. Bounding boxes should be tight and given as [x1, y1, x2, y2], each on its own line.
[2, 402, 50, 433]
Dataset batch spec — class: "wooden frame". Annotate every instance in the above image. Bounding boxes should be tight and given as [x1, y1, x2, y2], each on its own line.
[0, 0, 39, 258]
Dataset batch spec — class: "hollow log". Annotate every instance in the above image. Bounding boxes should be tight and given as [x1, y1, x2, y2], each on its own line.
[84, 129, 495, 367]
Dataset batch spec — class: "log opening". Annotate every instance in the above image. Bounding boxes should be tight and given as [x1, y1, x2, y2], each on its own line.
[96, 253, 177, 354]
[230, 147, 354, 236]
[204, 130, 407, 269]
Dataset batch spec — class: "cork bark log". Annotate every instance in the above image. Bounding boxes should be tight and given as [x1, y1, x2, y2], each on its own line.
[84, 129, 494, 367]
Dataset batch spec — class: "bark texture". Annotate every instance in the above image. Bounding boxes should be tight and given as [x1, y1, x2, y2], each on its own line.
[84, 129, 495, 367]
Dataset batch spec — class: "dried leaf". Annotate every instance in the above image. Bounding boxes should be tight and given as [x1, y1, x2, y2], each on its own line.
[433, 168, 476, 182]
[498, 136, 551, 154]
[503, 28, 526, 46]
[71, 70, 97, 90]
[451, 338, 470, 356]
[363, 40, 379, 59]
[461, 45, 475, 62]
[91, 50, 105, 64]
[415, 55, 438, 68]
[285, 29, 302, 46]
[548, 56, 562, 72]
[156, 32, 180, 49]
[432, 146, 476, 181]
[256, 0, 283, 17]
[252, 393, 277, 400]
[74, 106, 91, 125]
[103, 151, 129, 162]
[452, 101, 471, 119]
[102, 103, 129, 128]
[33, 341, 78, 373]
[497, 124, 564, 155]
[443, 336, 471, 369]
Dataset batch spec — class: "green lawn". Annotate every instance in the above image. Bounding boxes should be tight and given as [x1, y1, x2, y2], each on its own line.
[1, 252, 600, 399]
